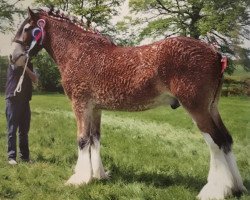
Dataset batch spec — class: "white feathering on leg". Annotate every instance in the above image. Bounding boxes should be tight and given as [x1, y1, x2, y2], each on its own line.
[66, 146, 93, 185]
[198, 133, 245, 200]
[225, 152, 246, 192]
[91, 139, 109, 179]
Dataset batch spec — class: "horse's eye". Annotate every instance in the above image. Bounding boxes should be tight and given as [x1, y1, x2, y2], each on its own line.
[24, 26, 33, 32]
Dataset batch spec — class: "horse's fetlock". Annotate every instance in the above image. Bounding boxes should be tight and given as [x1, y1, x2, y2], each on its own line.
[222, 142, 232, 154]
[78, 136, 90, 150]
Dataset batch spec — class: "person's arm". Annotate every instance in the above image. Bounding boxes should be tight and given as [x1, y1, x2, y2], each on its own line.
[25, 67, 38, 83]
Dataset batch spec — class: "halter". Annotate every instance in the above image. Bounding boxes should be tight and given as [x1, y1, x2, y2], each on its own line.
[29, 19, 46, 50]
[13, 19, 46, 96]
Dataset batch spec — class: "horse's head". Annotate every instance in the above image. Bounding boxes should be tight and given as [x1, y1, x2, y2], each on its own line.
[10, 7, 46, 67]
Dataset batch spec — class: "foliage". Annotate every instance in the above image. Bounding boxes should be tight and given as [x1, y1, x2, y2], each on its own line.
[0, 0, 24, 33]
[0, 94, 249, 199]
[129, 0, 250, 40]
[31, 50, 62, 92]
[0, 55, 9, 92]
[223, 66, 250, 96]
[115, 16, 141, 46]
[234, 47, 250, 72]
[223, 77, 250, 96]
[34, 0, 123, 36]
[128, 0, 250, 72]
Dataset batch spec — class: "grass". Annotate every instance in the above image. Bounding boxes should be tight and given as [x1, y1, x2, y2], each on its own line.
[0, 94, 249, 200]
[226, 66, 250, 81]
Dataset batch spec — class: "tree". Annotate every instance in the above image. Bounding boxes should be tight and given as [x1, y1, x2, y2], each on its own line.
[128, 0, 250, 73]
[0, 0, 24, 33]
[115, 16, 141, 46]
[35, 0, 123, 35]
[31, 50, 63, 92]
[0, 55, 8, 92]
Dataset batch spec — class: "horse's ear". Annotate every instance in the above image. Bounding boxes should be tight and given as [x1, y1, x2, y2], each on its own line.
[28, 7, 36, 20]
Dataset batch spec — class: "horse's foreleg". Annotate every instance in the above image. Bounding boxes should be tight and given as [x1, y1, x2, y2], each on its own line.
[90, 109, 109, 179]
[66, 100, 93, 185]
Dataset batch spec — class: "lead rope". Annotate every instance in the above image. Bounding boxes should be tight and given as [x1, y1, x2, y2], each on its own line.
[13, 55, 29, 96]
[13, 19, 46, 96]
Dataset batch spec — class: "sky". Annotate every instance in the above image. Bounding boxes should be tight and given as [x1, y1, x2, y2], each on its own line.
[0, 0, 249, 56]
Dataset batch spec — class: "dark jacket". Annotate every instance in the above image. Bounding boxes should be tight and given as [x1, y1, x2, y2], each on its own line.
[5, 63, 33, 101]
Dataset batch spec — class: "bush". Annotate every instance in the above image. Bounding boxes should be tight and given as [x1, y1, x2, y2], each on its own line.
[222, 77, 250, 96]
[0, 56, 9, 93]
[32, 50, 63, 92]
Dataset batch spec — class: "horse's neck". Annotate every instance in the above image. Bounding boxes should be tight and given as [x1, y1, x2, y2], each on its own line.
[43, 18, 111, 73]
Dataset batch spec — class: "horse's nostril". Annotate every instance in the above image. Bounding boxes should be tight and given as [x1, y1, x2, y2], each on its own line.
[9, 54, 14, 64]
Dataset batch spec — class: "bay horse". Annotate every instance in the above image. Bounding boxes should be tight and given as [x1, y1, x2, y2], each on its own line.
[10, 7, 246, 200]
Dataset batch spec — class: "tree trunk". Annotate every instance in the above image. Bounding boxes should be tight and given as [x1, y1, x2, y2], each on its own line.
[189, 4, 202, 39]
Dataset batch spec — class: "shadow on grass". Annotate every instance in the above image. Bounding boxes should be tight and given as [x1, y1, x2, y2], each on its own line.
[104, 161, 250, 198]
[243, 179, 250, 196]
[105, 162, 205, 192]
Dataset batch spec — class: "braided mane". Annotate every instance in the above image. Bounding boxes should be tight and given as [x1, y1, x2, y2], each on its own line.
[37, 7, 115, 45]
[39, 7, 88, 29]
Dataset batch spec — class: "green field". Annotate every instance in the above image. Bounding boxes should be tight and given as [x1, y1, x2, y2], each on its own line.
[0, 94, 249, 200]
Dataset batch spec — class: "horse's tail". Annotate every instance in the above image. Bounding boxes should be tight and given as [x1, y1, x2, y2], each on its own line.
[209, 52, 233, 153]
[211, 52, 225, 105]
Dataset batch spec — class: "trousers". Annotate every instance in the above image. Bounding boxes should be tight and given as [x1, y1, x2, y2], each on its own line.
[6, 98, 31, 160]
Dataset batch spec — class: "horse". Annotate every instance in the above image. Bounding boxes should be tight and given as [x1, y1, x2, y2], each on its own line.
[10, 7, 246, 200]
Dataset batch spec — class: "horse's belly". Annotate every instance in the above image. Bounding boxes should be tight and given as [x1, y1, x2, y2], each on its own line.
[94, 91, 175, 111]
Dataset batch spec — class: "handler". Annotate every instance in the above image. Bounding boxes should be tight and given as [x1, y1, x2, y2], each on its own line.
[5, 60, 38, 165]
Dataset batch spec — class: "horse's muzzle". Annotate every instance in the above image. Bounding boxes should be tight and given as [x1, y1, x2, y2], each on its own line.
[9, 53, 28, 68]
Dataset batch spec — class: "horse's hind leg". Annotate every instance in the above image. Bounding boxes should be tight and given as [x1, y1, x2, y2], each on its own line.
[181, 101, 245, 200]
[66, 100, 93, 185]
[210, 104, 246, 194]
[90, 109, 109, 179]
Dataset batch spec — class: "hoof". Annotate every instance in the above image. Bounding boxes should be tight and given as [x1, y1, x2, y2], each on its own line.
[93, 171, 110, 180]
[197, 183, 232, 200]
[233, 186, 247, 198]
[65, 173, 92, 186]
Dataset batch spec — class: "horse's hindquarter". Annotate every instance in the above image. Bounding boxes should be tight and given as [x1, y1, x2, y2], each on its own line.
[157, 37, 221, 103]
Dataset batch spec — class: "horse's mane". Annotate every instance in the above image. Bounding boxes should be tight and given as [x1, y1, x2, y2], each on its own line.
[37, 7, 116, 45]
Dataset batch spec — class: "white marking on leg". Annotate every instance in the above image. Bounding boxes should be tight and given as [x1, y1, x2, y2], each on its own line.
[66, 146, 93, 185]
[91, 139, 109, 179]
[225, 152, 246, 192]
[198, 133, 240, 200]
